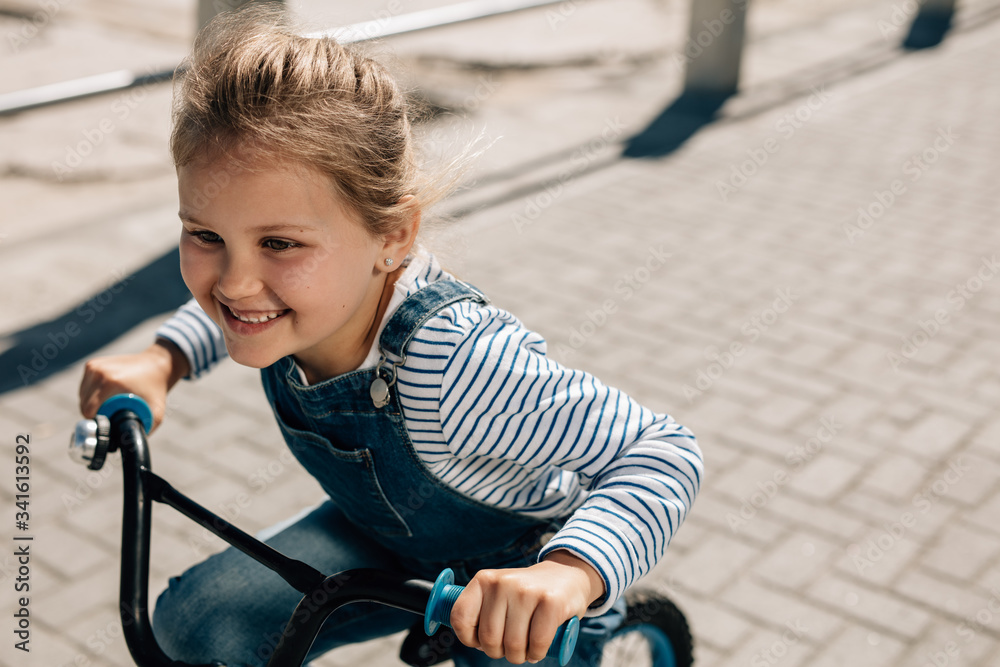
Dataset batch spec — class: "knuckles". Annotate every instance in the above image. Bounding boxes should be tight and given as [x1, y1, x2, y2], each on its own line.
[473, 568, 502, 588]
[472, 569, 551, 602]
[478, 627, 505, 653]
[454, 567, 574, 663]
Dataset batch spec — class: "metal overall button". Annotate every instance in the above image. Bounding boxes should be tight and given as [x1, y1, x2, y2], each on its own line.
[371, 352, 402, 408]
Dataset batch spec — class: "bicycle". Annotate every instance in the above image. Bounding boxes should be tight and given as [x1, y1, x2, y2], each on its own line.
[69, 394, 694, 667]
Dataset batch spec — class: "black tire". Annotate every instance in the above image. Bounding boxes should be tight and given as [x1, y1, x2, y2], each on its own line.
[600, 586, 694, 667]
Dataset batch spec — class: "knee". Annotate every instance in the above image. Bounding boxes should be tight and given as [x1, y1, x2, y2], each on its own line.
[151, 575, 225, 664]
[151, 570, 262, 667]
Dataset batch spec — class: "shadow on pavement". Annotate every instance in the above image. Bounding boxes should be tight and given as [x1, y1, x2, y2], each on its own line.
[622, 91, 731, 159]
[3, 2, 961, 397]
[902, 4, 956, 50]
[0, 247, 190, 395]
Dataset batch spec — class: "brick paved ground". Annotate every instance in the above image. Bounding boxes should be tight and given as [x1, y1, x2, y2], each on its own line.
[2, 0, 1000, 666]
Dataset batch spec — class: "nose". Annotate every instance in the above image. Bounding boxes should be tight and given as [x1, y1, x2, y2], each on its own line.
[215, 251, 264, 303]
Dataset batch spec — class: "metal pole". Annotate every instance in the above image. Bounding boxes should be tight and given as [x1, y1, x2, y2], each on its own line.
[0, 0, 569, 116]
[304, 0, 573, 43]
[0, 69, 174, 116]
[682, 0, 749, 97]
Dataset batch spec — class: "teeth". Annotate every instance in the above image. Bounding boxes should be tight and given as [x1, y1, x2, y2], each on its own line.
[229, 306, 284, 324]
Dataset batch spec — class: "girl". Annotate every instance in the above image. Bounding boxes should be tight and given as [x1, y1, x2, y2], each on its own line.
[78, 6, 702, 667]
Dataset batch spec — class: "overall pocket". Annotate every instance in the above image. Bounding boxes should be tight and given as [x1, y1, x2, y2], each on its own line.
[274, 418, 413, 538]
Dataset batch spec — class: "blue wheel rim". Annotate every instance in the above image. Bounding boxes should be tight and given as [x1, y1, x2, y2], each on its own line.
[606, 622, 677, 667]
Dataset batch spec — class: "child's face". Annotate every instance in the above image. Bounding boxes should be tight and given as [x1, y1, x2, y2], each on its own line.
[177, 156, 387, 378]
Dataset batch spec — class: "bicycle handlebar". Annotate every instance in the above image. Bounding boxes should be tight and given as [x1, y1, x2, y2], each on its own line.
[96, 393, 153, 432]
[425, 568, 580, 665]
[69, 394, 580, 667]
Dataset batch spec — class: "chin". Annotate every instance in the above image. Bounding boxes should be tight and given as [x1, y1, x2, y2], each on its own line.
[226, 348, 282, 370]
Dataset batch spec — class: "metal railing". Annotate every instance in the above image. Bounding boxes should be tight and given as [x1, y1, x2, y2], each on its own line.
[0, 0, 964, 116]
[0, 0, 575, 115]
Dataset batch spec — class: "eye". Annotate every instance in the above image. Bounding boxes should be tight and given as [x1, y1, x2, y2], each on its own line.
[186, 230, 222, 245]
[263, 239, 300, 252]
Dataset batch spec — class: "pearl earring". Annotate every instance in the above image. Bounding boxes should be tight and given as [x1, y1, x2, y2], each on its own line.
[384, 258, 394, 267]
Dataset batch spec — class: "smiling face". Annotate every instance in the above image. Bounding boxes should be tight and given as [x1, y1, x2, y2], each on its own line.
[177, 155, 395, 381]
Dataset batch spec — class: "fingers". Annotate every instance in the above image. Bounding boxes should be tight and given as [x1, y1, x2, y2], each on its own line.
[76, 350, 172, 431]
[450, 574, 483, 651]
[476, 573, 509, 660]
[78, 360, 110, 419]
[451, 569, 564, 664]
[525, 602, 562, 664]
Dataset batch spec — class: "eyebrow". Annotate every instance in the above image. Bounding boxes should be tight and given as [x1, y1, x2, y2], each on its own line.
[179, 213, 319, 234]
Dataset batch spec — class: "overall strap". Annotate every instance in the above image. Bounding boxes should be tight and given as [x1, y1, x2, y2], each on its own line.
[378, 279, 489, 361]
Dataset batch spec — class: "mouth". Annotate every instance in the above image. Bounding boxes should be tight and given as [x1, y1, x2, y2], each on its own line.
[226, 305, 287, 323]
[221, 302, 291, 331]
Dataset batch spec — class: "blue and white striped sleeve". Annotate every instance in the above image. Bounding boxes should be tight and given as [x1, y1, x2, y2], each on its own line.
[154, 298, 227, 379]
[437, 307, 703, 617]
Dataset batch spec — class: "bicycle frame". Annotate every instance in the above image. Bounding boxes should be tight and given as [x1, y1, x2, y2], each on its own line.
[107, 407, 435, 667]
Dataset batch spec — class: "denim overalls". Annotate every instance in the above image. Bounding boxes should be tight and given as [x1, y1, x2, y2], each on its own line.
[152, 279, 624, 667]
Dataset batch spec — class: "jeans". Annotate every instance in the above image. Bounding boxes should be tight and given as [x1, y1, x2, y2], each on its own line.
[152, 501, 625, 667]
[153, 279, 625, 666]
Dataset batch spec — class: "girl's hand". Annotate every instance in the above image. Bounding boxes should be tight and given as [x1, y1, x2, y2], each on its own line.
[78, 339, 189, 432]
[450, 550, 606, 664]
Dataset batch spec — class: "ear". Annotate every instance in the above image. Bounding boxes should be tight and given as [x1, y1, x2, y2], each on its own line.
[379, 195, 421, 272]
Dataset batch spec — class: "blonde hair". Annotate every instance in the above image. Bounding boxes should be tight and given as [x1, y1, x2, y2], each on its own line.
[170, 4, 445, 237]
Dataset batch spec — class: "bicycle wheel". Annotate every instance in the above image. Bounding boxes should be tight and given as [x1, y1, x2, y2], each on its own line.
[599, 587, 694, 667]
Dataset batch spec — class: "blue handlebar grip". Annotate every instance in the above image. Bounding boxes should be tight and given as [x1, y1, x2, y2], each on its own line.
[97, 394, 153, 433]
[424, 568, 580, 666]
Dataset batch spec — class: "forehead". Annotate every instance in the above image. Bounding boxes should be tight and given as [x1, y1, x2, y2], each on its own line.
[177, 155, 358, 229]
[178, 152, 326, 194]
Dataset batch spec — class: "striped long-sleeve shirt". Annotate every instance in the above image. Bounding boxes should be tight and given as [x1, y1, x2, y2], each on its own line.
[155, 250, 702, 616]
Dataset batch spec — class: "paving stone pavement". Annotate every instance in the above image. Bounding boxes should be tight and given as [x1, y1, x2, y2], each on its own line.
[2, 0, 1000, 666]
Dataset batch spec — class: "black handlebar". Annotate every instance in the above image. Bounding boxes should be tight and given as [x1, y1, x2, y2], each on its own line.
[103, 406, 433, 667]
[73, 395, 578, 667]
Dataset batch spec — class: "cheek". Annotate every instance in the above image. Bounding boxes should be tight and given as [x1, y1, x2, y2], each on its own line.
[178, 242, 212, 293]
[266, 259, 314, 302]
[270, 254, 359, 300]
